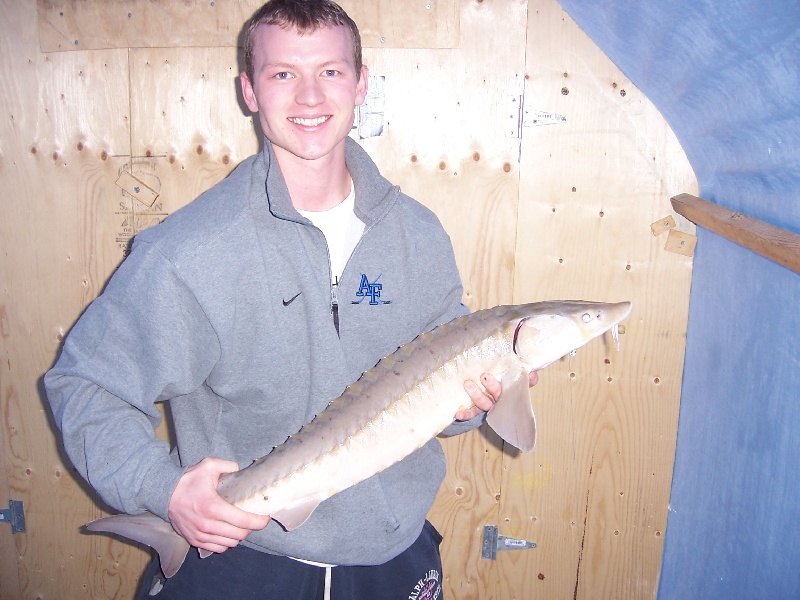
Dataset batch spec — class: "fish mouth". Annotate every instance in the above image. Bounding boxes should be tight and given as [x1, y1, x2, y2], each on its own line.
[512, 317, 529, 355]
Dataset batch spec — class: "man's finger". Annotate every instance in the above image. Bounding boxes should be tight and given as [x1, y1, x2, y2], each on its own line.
[219, 504, 272, 532]
[480, 373, 502, 401]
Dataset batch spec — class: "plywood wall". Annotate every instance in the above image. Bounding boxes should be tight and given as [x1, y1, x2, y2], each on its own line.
[0, 0, 696, 598]
[498, 2, 697, 597]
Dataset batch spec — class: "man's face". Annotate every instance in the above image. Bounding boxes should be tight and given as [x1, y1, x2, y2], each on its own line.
[241, 23, 368, 168]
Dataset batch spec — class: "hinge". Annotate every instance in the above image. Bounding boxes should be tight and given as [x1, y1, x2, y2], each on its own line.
[0, 500, 25, 533]
[481, 525, 536, 560]
[507, 95, 523, 138]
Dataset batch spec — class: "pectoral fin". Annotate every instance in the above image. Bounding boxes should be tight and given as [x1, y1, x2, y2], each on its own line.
[86, 512, 190, 578]
[486, 366, 537, 452]
[271, 497, 322, 531]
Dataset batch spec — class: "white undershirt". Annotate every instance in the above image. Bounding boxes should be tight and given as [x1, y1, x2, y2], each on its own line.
[294, 188, 362, 591]
[297, 183, 364, 282]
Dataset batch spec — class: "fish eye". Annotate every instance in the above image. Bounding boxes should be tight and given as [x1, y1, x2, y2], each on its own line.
[582, 312, 592, 323]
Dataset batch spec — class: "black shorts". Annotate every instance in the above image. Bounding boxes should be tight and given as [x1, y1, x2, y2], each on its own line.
[137, 520, 444, 600]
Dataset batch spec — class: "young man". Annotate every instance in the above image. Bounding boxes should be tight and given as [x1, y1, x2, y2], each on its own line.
[45, 1, 535, 598]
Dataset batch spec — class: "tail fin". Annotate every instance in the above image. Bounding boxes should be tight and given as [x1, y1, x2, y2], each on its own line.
[85, 512, 190, 578]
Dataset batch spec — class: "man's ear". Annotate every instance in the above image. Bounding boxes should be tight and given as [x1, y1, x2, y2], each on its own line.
[355, 65, 369, 106]
[240, 72, 259, 113]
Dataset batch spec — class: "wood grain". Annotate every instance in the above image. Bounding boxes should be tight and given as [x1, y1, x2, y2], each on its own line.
[37, 0, 459, 51]
[0, 2, 151, 596]
[360, 0, 528, 312]
[503, 1, 697, 598]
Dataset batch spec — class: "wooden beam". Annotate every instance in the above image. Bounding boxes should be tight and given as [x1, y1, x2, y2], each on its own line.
[671, 193, 800, 274]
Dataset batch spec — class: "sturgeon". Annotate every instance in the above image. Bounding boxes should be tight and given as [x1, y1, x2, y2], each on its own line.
[86, 300, 632, 577]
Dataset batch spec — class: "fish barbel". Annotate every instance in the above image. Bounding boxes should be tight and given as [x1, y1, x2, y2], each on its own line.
[86, 300, 632, 577]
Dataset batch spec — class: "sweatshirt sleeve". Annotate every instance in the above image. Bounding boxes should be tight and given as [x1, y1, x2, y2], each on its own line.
[44, 240, 220, 520]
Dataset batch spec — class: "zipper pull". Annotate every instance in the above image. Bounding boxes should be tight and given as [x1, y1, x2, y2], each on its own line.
[331, 277, 340, 336]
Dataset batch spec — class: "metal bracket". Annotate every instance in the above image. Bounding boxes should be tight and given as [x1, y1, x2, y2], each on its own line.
[507, 95, 524, 137]
[481, 525, 536, 560]
[0, 500, 26, 533]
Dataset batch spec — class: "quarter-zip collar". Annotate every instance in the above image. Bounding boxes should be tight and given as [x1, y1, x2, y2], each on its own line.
[258, 137, 400, 228]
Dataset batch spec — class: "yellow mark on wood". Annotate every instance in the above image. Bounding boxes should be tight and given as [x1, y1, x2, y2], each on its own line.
[508, 463, 555, 492]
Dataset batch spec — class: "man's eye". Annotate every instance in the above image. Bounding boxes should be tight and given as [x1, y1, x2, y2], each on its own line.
[274, 72, 291, 80]
[323, 69, 339, 77]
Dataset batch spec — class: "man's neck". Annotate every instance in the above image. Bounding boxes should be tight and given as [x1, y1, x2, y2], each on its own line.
[273, 145, 352, 212]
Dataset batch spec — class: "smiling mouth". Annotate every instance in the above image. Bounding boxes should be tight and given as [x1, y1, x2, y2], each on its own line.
[289, 116, 330, 127]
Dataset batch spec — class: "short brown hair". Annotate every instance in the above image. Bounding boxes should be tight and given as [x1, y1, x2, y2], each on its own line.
[242, 0, 363, 83]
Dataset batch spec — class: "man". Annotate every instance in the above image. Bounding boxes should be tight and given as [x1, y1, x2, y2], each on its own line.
[45, 1, 536, 598]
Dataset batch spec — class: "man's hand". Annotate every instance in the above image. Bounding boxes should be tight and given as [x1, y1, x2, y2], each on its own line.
[168, 457, 271, 554]
[456, 371, 539, 421]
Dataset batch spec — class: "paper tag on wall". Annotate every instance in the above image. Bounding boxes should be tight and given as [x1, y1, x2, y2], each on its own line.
[523, 109, 568, 126]
[665, 229, 697, 256]
[115, 170, 159, 207]
[359, 75, 386, 138]
[651, 215, 676, 236]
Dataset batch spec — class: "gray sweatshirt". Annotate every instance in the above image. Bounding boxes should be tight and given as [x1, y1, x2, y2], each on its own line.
[45, 138, 480, 566]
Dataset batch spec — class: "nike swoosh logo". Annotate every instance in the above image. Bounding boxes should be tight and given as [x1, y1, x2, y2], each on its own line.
[282, 292, 302, 307]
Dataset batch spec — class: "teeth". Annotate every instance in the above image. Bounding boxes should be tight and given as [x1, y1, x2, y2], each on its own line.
[290, 116, 328, 127]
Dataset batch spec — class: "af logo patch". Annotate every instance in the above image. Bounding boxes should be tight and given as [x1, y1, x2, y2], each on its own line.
[351, 273, 392, 305]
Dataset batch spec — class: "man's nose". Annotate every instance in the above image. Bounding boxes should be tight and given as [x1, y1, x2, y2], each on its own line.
[296, 75, 324, 106]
